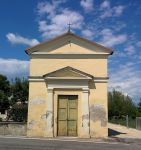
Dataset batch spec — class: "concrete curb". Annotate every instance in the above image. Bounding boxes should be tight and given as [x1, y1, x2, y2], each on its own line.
[0, 135, 141, 144]
[106, 137, 141, 144]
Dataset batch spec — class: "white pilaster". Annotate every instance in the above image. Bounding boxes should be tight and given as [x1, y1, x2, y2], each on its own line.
[45, 88, 54, 137]
[81, 88, 90, 138]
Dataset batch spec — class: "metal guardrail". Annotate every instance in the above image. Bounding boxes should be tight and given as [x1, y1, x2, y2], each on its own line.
[136, 117, 141, 130]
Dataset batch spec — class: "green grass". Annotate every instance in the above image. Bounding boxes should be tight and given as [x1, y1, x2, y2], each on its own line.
[109, 118, 136, 129]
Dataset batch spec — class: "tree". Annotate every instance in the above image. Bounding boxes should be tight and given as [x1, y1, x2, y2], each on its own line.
[8, 103, 28, 122]
[138, 98, 141, 113]
[10, 78, 29, 105]
[8, 78, 29, 122]
[108, 92, 114, 119]
[0, 74, 10, 112]
[136, 98, 141, 117]
[108, 89, 137, 119]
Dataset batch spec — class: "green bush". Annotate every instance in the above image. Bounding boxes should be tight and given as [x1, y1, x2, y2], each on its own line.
[8, 103, 28, 122]
[0, 118, 2, 122]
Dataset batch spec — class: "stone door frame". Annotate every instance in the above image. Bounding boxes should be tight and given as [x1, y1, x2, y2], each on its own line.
[46, 79, 90, 138]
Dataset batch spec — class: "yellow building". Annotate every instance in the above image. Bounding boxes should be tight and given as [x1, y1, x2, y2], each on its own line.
[26, 31, 113, 138]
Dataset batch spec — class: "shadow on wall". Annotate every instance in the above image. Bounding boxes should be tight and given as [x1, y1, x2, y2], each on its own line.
[108, 128, 126, 137]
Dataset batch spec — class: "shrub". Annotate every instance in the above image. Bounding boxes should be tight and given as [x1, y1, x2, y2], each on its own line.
[0, 118, 2, 122]
[8, 103, 28, 122]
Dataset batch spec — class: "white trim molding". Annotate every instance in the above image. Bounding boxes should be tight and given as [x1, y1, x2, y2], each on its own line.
[31, 54, 109, 59]
[28, 76, 109, 83]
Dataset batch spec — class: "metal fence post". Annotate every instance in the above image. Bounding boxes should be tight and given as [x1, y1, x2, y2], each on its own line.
[126, 115, 129, 128]
[136, 117, 141, 130]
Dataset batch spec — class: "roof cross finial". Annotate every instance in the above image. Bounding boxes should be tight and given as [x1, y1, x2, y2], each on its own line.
[67, 23, 72, 32]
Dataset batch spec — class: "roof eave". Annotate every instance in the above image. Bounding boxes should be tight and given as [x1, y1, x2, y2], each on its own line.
[25, 31, 114, 55]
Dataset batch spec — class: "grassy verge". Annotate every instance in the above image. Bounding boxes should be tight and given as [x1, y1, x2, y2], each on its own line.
[109, 118, 136, 128]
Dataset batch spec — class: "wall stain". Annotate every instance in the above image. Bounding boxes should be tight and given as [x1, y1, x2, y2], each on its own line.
[90, 105, 107, 127]
[82, 114, 89, 127]
[28, 120, 37, 130]
[41, 111, 52, 120]
[82, 114, 89, 120]
[30, 97, 45, 105]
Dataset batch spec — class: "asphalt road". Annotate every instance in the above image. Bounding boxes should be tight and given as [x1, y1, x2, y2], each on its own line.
[0, 137, 140, 150]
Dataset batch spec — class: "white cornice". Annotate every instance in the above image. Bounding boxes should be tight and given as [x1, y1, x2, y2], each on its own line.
[28, 76, 109, 83]
[32, 52, 110, 55]
[44, 77, 91, 80]
[31, 54, 109, 59]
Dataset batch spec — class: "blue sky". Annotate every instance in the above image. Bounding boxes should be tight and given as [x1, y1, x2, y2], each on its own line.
[0, 0, 141, 103]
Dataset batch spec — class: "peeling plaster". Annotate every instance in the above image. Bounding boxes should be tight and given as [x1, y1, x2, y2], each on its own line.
[82, 114, 89, 127]
[30, 97, 46, 105]
[90, 105, 107, 127]
[28, 120, 37, 130]
[82, 114, 89, 120]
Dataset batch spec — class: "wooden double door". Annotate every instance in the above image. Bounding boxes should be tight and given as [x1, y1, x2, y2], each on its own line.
[57, 95, 78, 136]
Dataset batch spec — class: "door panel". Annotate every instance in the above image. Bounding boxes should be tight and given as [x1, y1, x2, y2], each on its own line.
[68, 96, 78, 136]
[58, 109, 67, 120]
[58, 95, 78, 136]
[58, 96, 68, 136]
[58, 121, 67, 136]
[68, 120, 77, 136]
[58, 97, 67, 108]
[68, 109, 77, 120]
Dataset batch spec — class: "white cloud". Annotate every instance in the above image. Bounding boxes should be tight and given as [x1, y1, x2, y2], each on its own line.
[109, 62, 141, 102]
[38, 9, 84, 39]
[124, 45, 135, 55]
[37, 0, 84, 39]
[80, 0, 94, 12]
[37, 1, 56, 16]
[100, 28, 127, 47]
[138, 55, 141, 60]
[0, 58, 29, 79]
[100, 1, 125, 19]
[6, 33, 39, 47]
[81, 29, 94, 39]
[37, 0, 66, 17]
[136, 41, 141, 47]
[113, 22, 126, 31]
[100, 0, 110, 9]
[100, 10, 112, 18]
[113, 5, 125, 16]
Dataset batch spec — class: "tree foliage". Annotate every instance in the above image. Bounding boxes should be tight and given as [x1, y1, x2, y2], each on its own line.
[8, 103, 28, 122]
[9, 78, 28, 121]
[0, 74, 28, 122]
[0, 75, 10, 111]
[138, 99, 141, 112]
[108, 90, 139, 119]
[10, 78, 29, 105]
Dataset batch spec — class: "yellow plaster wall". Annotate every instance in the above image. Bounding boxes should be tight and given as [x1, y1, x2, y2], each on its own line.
[89, 82, 108, 138]
[30, 57, 107, 77]
[27, 81, 48, 137]
[43, 43, 108, 54]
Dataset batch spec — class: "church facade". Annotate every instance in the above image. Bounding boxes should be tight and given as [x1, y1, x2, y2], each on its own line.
[26, 32, 113, 138]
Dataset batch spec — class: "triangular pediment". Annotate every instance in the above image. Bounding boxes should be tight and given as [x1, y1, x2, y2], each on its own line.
[26, 32, 113, 55]
[43, 66, 93, 79]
